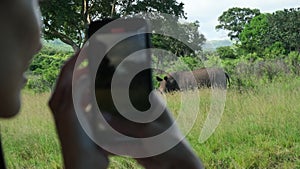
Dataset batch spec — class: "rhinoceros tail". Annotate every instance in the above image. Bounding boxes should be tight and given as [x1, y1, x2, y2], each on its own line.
[225, 72, 230, 87]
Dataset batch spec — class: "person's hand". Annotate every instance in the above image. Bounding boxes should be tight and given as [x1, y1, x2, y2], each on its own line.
[48, 51, 109, 169]
[106, 105, 204, 169]
[133, 110, 204, 169]
[135, 138, 204, 169]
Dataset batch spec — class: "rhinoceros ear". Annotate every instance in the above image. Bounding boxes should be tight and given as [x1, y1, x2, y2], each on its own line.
[156, 76, 163, 82]
[163, 76, 168, 81]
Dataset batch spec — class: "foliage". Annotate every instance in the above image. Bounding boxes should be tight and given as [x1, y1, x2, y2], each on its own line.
[40, 0, 186, 51]
[174, 21, 206, 55]
[216, 46, 237, 59]
[239, 14, 270, 53]
[179, 56, 204, 70]
[25, 43, 71, 93]
[239, 8, 300, 54]
[216, 7, 261, 41]
[285, 51, 300, 75]
[263, 42, 286, 59]
[220, 51, 300, 90]
[151, 20, 206, 57]
[268, 8, 300, 52]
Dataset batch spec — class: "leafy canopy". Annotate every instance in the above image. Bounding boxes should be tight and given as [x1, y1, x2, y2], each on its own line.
[239, 7, 300, 54]
[40, 0, 186, 51]
[216, 7, 261, 41]
[239, 13, 270, 53]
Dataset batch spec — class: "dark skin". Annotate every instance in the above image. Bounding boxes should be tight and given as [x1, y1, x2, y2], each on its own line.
[49, 51, 204, 169]
[48, 52, 109, 169]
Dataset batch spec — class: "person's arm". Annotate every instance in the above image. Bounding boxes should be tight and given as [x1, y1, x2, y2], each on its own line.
[110, 113, 204, 169]
[48, 52, 109, 169]
[135, 139, 204, 169]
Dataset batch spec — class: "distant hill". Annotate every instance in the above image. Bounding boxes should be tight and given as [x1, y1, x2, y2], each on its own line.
[42, 39, 233, 53]
[202, 39, 233, 51]
[42, 39, 73, 53]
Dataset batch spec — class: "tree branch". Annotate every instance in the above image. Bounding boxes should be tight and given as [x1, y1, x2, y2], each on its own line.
[56, 33, 79, 52]
[48, 28, 80, 52]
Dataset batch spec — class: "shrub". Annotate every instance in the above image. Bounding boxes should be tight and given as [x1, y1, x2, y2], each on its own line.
[216, 46, 237, 59]
[26, 53, 70, 92]
[285, 51, 300, 75]
[263, 42, 286, 59]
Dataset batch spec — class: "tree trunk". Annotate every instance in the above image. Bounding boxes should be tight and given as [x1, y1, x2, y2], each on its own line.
[111, 0, 117, 17]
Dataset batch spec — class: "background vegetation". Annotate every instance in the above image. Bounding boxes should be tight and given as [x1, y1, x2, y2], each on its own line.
[25, 40, 72, 93]
[27, 6, 300, 93]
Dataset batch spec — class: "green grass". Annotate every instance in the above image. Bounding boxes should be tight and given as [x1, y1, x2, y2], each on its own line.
[1, 79, 300, 168]
[0, 92, 62, 168]
[188, 80, 300, 168]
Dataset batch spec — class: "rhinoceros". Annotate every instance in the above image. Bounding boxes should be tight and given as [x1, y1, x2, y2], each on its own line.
[156, 68, 230, 92]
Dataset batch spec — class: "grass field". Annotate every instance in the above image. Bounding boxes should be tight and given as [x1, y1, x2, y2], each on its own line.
[1, 78, 300, 168]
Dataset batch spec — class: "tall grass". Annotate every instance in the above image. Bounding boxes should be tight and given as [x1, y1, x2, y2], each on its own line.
[1, 78, 300, 168]
[0, 92, 62, 168]
[187, 79, 300, 168]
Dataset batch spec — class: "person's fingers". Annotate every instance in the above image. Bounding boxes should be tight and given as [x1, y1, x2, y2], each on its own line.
[49, 51, 80, 115]
[48, 51, 110, 169]
[48, 50, 88, 128]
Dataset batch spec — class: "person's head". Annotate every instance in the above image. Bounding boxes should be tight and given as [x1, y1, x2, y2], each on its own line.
[0, 0, 42, 118]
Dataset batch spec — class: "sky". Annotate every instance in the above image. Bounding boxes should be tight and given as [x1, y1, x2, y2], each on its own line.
[183, 0, 300, 40]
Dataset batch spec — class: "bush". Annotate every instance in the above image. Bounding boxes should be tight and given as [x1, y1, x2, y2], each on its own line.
[216, 46, 237, 59]
[26, 53, 70, 92]
[263, 42, 286, 59]
[285, 51, 300, 75]
[179, 56, 204, 70]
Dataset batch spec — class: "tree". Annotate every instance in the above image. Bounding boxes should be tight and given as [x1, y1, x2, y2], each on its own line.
[152, 21, 206, 57]
[177, 21, 206, 55]
[40, 0, 186, 51]
[216, 7, 260, 41]
[268, 8, 300, 52]
[239, 13, 270, 53]
[239, 7, 300, 54]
